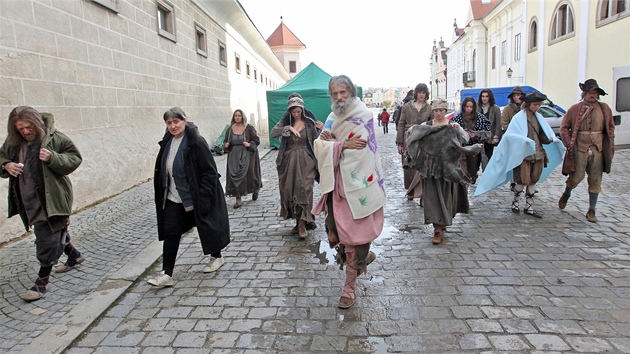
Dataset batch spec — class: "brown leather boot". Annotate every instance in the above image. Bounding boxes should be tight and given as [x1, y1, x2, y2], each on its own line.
[586, 209, 597, 223]
[327, 229, 339, 248]
[298, 219, 307, 238]
[367, 251, 376, 265]
[432, 228, 443, 245]
[558, 193, 570, 210]
[339, 248, 358, 309]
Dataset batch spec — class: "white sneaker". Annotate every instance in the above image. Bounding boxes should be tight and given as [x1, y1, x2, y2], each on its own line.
[203, 257, 225, 273]
[147, 271, 173, 287]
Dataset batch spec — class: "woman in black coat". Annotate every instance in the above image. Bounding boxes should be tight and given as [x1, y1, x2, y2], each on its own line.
[149, 107, 230, 287]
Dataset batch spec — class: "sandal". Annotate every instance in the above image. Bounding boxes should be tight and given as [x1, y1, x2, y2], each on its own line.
[523, 191, 541, 218]
[511, 190, 522, 214]
[523, 208, 542, 218]
[338, 295, 355, 309]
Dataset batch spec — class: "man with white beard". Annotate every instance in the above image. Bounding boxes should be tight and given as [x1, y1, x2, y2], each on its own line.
[312, 75, 386, 309]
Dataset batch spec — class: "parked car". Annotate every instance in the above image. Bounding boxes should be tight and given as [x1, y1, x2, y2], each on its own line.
[500, 105, 563, 136]
[536, 105, 563, 136]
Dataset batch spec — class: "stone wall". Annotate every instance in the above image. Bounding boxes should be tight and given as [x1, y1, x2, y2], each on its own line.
[0, 0, 288, 243]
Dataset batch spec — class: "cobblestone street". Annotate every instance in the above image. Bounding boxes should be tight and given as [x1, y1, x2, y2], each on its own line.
[1, 123, 629, 353]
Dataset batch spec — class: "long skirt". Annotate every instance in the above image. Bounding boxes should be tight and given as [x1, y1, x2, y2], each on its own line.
[225, 134, 262, 197]
[277, 134, 316, 222]
[422, 177, 469, 226]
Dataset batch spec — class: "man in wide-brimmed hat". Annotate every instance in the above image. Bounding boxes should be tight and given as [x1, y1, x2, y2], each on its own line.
[474, 91, 565, 220]
[500, 86, 525, 132]
[500, 86, 526, 191]
[558, 79, 616, 223]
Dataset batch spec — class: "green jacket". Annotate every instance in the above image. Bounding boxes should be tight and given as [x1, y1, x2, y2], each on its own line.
[0, 113, 82, 230]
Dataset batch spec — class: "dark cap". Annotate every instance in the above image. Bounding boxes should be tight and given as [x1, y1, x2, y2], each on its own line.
[507, 86, 525, 99]
[523, 91, 547, 103]
[579, 79, 607, 96]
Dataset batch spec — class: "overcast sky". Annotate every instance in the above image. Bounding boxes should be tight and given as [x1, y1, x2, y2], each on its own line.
[238, 0, 470, 89]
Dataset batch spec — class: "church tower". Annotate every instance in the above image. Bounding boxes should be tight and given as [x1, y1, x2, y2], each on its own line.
[266, 18, 306, 78]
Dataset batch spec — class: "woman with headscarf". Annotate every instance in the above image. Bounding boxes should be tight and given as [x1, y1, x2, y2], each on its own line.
[223, 109, 262, 209]
[148, 107, 230, 287]
[396, 83, 434, 201]
[271, 97, 324, 238]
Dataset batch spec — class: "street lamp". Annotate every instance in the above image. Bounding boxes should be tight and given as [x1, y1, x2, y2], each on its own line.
[506, 67, 522, 82]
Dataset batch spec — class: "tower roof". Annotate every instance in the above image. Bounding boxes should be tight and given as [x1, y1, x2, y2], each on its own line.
[267, 20, 306, 48]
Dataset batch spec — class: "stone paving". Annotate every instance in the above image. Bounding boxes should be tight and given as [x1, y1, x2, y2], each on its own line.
[1, 123, 629, 353]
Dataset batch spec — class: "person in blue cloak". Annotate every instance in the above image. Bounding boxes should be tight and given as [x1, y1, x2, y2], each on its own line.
[474, 92, 566, 218]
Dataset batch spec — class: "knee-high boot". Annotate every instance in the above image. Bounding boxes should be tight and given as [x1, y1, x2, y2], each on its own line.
[339, 246, 358, 309]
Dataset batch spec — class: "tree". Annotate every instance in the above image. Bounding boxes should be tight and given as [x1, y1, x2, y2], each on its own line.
[382, 100, 392, 108]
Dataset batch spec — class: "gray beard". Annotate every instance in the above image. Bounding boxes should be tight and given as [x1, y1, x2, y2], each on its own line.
[332, 97, 355, 116]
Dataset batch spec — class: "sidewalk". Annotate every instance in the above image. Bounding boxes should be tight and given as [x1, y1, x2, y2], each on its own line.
[1, 129, 629, 353]
[0, 136, 273, 354]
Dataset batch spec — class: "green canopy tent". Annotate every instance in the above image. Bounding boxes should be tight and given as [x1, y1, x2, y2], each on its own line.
[266, 62, 362, 148]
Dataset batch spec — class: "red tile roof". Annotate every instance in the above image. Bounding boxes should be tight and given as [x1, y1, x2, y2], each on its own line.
[470, 0, 501, 20]
[267, 21, 306, 48]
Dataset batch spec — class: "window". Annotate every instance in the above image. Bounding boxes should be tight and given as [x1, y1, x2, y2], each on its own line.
[550, 2, 575, 44]
[492, 46, 496, 69]
[91, 0, 119, 12]
[218, 40, 227, 67]
[501, 40, 507, 66]
[529, 18, 538, 52]
[246, 61, 251, 78]
[157, 0, 176, 42]
[597, 0, 629, 27]
[254, 68, 257, 82]
[616, 77, 630, 111]
[235, 53, 241, 73]
[260, 73, 264, 85]
[195, 23, 207, 57]
[472, 49, 476, 71]
[514, 33, 521, 61]
[289, 61, 297, 73]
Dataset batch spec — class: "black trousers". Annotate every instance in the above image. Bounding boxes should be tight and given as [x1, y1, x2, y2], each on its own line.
[34, 221, 69, 266]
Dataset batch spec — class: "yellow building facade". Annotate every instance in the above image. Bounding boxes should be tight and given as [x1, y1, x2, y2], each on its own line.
[453, 0, 629, 144]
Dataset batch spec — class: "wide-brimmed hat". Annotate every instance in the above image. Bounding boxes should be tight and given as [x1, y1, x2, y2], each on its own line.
[287, 97, 305, 110]
[431, 98, 448, 110]
[507, 86, 525, 99]
[579, 79, 607, 95]
[523, 91, 547, 103]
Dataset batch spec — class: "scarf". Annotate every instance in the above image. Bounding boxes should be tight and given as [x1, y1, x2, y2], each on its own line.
[404, 122, 481, 184]
[314, 98, 386, 219]
[474, 110, 565, 196]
